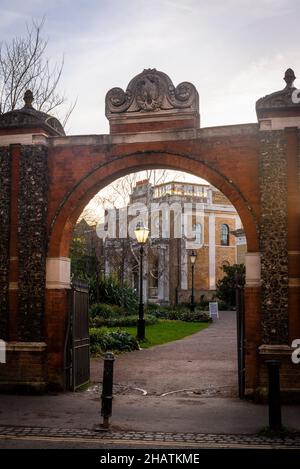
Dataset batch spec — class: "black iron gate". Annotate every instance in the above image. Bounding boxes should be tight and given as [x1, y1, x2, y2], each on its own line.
[236, 279, 245, 399]
[65, 280, 90, 391]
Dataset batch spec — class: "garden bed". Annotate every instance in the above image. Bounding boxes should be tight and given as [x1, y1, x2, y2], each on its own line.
[90, 319, 209, 354]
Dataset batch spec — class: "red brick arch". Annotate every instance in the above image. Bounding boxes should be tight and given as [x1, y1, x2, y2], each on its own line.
[45, 130, 262, 391]
[48, 149, 259, 258]
[2, 67, 299, 399]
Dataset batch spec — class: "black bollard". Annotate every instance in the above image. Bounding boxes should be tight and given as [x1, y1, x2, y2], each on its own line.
[266, 359, 282, 431]
[101, 352, 115, 429]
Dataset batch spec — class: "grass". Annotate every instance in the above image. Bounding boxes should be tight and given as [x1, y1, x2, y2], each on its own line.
[111, 319, 209, 348]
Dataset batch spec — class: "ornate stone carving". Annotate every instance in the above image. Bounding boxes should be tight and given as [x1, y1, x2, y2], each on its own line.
[106, 69, 199, 116]
[256, 68, 299, 111]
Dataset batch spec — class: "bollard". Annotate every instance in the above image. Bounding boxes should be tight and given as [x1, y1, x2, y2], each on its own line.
[266, 359, 282, 431]
[101, 352, 115, 429]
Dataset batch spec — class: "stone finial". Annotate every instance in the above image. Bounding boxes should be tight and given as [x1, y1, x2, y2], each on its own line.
[23, 90, 34, 108]
[284, 68, 296, 88]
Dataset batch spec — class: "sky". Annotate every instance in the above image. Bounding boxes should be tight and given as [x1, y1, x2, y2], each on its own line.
[1, 0, 300, 135]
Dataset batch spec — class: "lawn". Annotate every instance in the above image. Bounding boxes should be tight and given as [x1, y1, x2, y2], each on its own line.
[112, 319, 209, 348]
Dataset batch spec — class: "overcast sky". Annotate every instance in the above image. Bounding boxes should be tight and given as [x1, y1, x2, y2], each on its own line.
[1, 0, 300, 135]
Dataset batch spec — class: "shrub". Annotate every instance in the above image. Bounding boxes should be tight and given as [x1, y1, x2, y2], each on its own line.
[179, 310, 211, 323]
[89, 276, 138, 312]
[217, 301, 231, 311]
[90, 314, 158, 328]
[145, 302, 161, 313]
[198, 300, 210, 310]
[151, 309, 178, 320]
[89, 303, 125, 319]
[152, 307, 211, 322]
[90, 328, 139, 355]
[216, 264, 245, 307]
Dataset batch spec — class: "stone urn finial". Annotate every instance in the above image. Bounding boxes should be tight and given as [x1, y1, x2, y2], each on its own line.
[284, 68, 296, 88]
[23, 90, 34, 108]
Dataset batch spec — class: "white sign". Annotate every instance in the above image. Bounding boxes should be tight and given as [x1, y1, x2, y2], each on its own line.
[209, 302, 219, 320]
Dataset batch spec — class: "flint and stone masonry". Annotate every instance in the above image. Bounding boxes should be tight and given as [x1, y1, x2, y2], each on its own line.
[259, 131, 289, 344]
[17, 145, 49, 342]
[0, 147, 11, 340]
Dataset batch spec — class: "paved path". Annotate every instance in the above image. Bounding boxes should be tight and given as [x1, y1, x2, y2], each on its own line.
[92, 311, 238, 396]
[0, 311, 299, 439]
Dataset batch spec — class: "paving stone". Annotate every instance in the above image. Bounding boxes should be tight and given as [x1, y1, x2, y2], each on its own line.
[0, 425, 299, 448]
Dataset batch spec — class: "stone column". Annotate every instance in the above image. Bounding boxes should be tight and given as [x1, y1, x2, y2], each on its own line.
[158, 246, 165, 301]
[208, 213, 216, 290]
[245, 252, 261, 287]
[180, 239, 188, 290]
[165, 245, 170, 303]
[46, 258, 71, 289]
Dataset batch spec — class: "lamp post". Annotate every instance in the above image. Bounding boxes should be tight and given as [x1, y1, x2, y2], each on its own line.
[190, 250, 197, 312]
[134, 224, 150, 340]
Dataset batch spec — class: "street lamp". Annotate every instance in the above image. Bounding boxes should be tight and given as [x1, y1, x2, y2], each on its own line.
[134, 224, 150, 340]
[190, 250, 197, 312]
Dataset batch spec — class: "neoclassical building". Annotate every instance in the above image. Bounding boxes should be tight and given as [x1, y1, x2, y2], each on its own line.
[103, 179, 246, 304]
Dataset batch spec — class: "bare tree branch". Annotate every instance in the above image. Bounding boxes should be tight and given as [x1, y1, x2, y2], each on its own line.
[0, 18, 75, 127]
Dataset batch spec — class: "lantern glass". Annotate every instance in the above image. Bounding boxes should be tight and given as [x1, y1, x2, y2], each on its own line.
[134, 225, 150, 244]
[190, 250, 197, 265]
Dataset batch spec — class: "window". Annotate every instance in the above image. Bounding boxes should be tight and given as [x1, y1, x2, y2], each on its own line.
[165, 184, 172, 195]
[221, 224, 230, 246]
[184, 185, 193, 196]
[195, 223, 202, 245]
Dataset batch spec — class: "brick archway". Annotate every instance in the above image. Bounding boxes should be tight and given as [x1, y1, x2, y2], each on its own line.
[48, 150, 259, 258]
[1, 67, 299, 399]
[45, 136, 261, 392]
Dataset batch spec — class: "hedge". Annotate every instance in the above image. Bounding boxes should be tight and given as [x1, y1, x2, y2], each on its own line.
[90, 314, 158, 328]
[90, 328, 139, 355]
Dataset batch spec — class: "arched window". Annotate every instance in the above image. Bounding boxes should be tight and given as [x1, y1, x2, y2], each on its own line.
[221, 224, 230, 246]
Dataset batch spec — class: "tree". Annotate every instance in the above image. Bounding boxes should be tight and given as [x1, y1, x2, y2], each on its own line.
[0, 18, 75, 126]
[216, 264, 245, 307]
[70, 220, 104, 287]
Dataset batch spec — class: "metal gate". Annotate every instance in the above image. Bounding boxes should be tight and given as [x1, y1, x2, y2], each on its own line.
[236, 278, 245, 399]
[65, 280, 90, 391]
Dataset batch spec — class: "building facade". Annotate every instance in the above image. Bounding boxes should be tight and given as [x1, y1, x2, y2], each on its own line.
[102, 179, 246, 305]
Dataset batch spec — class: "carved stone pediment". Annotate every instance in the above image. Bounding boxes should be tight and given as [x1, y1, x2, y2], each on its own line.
[105, 69, 199, 117]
